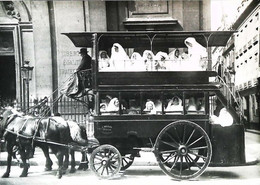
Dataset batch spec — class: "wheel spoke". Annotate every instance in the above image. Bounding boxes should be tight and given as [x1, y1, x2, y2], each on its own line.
[189, 146, 208, 150]
[173, 126, 181, 143]
[188, 150, 207, 160]
[105, 166, 109, 175]
[108, 165, 114, 173]
[94, 155, 103, 161]
[187, 154, 201, 169]
[93, 161, 102, 165]
[182, 124, 187, 144]
[184, 156, 191, 170]
[170, 155, 179, 170]
[110, 163, 118, 169]
[95, 164, 103, 171]
[179, 156, 183, 176]
[101, 165, 106, 175]
[185, 128, 195, 145]
[187, 136, 204, 148]
[159, 149, 177, 154]
[162, 153, 177, 164]
[160, 139, 178, 148]
[165, 131, 180, 147]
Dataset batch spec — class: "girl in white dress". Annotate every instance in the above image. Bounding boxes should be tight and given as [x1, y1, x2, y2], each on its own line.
[110, 43, 129, 71]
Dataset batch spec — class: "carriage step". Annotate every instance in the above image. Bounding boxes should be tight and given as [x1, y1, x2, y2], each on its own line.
[133, 147, 154, 152]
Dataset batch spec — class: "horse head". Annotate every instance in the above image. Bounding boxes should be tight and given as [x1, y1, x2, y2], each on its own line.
[0, 107, 14, 138]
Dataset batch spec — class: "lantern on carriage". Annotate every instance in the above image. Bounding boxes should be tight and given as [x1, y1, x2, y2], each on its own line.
[21, 60, 34, 112]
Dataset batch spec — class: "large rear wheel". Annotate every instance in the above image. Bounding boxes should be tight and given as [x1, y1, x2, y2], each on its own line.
[154, 120, 212, 180]
[90, 144, 122, 179]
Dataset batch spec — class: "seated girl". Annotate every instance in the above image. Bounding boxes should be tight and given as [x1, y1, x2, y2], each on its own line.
[99, 50, 110, 71]
[165, 96, 183, 114]
[155, 51, 169, 71]
[186, 97, 197, 112]
[143, 50, 155, 71]
[126, 52, 146, 71]
[143, 100, 157, 115]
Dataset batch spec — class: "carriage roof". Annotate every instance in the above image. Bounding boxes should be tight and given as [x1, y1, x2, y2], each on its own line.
[62, 30, 235, 48]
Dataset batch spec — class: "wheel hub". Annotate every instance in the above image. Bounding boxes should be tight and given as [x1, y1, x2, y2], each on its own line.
[178, 145, 188, 155]
[101, 157, 109, 165]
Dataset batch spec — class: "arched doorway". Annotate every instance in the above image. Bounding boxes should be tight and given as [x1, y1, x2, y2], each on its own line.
[0, 30, 17, 107]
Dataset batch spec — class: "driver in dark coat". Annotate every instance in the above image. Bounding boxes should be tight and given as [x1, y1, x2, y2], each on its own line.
[77, 48, 92, 71]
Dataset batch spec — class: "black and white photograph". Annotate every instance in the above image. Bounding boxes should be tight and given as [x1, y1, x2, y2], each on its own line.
[0, 0, 259, 184]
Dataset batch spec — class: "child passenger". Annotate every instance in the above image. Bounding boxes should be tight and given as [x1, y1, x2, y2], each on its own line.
[165, 96, 183, 113]
[110, 43, 129, 71]
[143, 100, 157, 114]
[143, 50, 155, 71]
[126, 52, 146, 71]
[99, 50, 110, 71]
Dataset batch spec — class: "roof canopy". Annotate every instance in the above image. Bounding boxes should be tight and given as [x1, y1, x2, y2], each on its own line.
[62, 31, 236, 49]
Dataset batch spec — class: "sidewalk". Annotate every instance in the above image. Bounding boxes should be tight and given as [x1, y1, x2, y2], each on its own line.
[246, 129, 260, 135]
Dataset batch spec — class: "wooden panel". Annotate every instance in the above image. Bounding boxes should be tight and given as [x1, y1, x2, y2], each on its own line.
[97, 71, 217, 86]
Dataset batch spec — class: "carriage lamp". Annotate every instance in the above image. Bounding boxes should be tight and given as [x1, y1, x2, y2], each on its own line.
[21, 61, 34, 112]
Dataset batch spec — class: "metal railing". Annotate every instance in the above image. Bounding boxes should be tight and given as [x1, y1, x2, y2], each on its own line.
[216, 75, 244, 119]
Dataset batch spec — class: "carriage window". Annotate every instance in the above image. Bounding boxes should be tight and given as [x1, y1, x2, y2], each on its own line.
[99, 92, 120, 115]
[164, 93, 184, 115]
[142, 92, 162, 115]
[121, 92, 141, 115]
[185, 93, 205, 114]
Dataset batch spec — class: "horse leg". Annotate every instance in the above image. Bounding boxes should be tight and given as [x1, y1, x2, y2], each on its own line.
[18, 147, 30, 177]
[56, 151, 64, 179]
[2, 140, 14, 178]
[63, 149, 69, 171]
[40, 144, 53, 171]
[69, 150, 76, 173]
[78, 151, 88, 171]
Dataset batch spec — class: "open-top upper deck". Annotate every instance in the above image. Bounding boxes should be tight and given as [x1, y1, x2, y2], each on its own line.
[63, 31, 234, 90]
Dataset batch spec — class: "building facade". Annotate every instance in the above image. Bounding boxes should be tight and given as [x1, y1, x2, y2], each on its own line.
[0, 0, 211, 112]
[232, 0, 260, 130]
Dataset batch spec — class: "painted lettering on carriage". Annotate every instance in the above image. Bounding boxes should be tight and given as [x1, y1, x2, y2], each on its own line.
[101, 125, 112, 135]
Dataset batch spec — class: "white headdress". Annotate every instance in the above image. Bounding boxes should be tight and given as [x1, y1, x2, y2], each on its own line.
[110, 43, 129, 71]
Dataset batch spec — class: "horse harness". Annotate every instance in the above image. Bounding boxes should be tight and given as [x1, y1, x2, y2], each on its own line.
[5, 115, 88, 151]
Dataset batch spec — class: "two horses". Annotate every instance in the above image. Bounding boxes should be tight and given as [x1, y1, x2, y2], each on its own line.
[0, 107, 94, 178]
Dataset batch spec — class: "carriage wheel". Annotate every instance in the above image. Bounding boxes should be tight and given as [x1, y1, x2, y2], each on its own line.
[154, 120, 212, 180]
[90, 144, 122, 179]
[121, 154, 135, 171]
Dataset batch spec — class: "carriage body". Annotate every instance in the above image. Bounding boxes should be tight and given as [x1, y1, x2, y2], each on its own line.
[64, 31, 245, 179]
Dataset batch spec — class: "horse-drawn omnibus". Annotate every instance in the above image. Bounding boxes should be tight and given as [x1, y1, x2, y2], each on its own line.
[63, 31, 245, 180]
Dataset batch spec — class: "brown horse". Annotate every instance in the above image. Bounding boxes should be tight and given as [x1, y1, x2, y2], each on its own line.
[0, 107, 73, 178]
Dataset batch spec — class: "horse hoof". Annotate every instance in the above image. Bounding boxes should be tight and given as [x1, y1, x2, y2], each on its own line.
[78, 164, 88, 170]
[19, 173, 28, 177]
[69, 168, 76, 173]
[2, 173, 10, 178]
[44, 167, 52, 171]
[57, 174, 62, 179]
